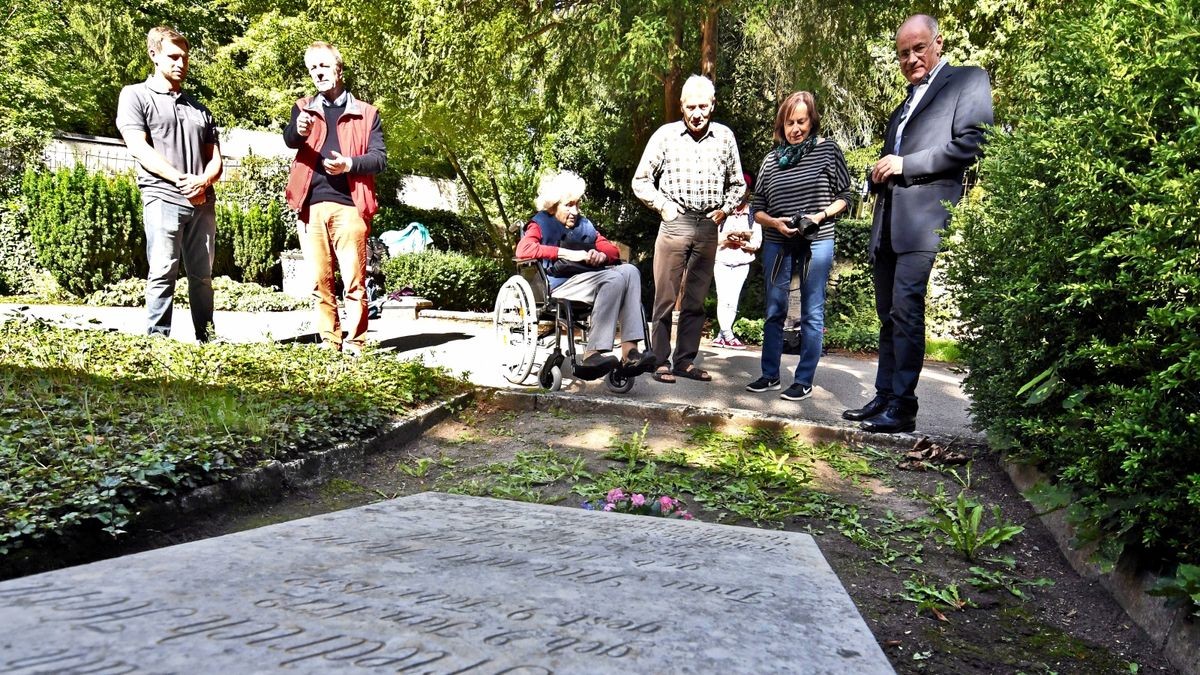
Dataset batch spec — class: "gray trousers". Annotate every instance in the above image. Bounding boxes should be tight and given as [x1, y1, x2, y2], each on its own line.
[551, 263, 646, 352]
[144, 198, 216, 341]
[650, 212, 718, 369]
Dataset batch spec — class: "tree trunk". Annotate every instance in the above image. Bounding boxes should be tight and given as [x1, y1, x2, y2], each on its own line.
[663, 9, 685, 122]
[700, 4, 718, 83]
[437, 139, 514, 263]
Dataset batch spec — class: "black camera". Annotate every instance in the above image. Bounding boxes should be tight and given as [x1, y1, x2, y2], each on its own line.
[795, 215, 821, 241]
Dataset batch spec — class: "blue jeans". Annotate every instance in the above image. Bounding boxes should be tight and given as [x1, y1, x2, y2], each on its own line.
[144, 198, 216, 341]
[760, 237, 834, 385]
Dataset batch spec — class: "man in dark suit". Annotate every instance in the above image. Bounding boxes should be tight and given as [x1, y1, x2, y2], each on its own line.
[844, 14, 994, 433]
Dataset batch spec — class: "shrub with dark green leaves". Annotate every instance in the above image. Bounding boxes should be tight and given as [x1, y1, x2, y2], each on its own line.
[0, 197, 40, 295]
[212, 156, 293, 286]
[215, 201, 288, 286]
[85, 276, 308, 312]
[22, 166, 146, 296]
[834, 217, 872, 266]
[380, 250, 507, 311]
[0, 315, 460, 553]
[943, 0, 1200, 567]
[825, 264, 879, 352]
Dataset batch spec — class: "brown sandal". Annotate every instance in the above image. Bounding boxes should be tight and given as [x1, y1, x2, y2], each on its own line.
[652, 367, 676, 384]
[672, 365, 712, 382]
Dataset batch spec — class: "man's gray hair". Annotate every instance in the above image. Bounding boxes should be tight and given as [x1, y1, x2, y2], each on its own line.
[305, 41, 344, 69]
[680, 74, 715, 102]
[898, 14, 939, 39]
[535, 170, 586, 212]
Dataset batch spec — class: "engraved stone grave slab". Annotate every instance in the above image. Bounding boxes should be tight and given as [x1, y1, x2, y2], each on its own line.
[0, 492, 893, 674]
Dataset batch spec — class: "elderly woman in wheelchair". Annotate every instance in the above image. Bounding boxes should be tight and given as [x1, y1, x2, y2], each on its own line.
[513, 170, 657, 382]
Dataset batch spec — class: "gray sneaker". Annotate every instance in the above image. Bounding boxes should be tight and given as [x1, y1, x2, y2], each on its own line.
[780, 383, 813, 401]
[746, 377, 781, 392]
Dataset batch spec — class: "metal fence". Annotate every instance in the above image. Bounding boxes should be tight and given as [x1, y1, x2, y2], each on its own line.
[41, 142, 246, 189]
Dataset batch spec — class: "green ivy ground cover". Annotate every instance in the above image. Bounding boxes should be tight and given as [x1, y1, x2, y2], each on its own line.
[0, 315, 462, 554]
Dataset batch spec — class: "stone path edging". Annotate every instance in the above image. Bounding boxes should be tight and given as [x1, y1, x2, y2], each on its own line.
[1004, 463, 1200, 675]
[480, 388, 976, 452]
[155, 391, 476, 518]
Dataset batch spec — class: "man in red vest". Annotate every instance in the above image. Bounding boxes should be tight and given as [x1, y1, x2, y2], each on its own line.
[284, 41, 387, 355]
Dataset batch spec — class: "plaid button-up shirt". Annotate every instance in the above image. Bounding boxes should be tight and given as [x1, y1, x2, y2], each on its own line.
[632, 120, 746, 217]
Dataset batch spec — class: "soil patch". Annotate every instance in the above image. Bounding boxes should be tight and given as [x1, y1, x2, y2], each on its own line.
[5, 398, 1176, 674]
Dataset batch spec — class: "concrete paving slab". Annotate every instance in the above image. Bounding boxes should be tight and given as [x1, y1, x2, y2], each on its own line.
[0, 303, 979, 441]
[0, 492, 893, 674]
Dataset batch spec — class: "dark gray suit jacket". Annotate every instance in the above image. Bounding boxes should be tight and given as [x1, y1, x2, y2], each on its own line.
[871, 64, 994, 256]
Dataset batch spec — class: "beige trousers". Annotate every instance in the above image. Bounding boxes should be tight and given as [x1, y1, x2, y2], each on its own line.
[299, 202, 368, 349]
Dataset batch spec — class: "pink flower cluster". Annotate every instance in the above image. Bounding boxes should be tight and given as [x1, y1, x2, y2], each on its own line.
[583, 488, 694, 519]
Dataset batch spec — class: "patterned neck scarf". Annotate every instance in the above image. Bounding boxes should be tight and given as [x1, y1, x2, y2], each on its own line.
[776, 136, 818, 168]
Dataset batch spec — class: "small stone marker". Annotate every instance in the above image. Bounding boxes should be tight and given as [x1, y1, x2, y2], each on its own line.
[0, 493, 893, 674]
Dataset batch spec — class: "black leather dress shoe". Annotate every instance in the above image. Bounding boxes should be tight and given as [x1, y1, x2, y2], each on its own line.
[842, 394, 890, 421]
[861, 405, 917, 433]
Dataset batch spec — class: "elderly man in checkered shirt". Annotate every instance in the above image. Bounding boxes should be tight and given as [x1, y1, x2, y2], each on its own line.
[633, 74, 746, 384]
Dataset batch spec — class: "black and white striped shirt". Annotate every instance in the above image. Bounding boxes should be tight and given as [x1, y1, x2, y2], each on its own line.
[753, 139, 854, 244]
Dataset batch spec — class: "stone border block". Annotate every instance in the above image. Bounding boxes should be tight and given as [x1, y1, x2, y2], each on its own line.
[1004, 461, 1200, 675]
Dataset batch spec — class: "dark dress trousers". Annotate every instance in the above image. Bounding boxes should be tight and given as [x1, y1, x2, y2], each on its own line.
[870, 64, 994, 410]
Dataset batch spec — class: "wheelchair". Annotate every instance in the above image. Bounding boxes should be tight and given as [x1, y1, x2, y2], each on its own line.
[493, 259, 649, 394]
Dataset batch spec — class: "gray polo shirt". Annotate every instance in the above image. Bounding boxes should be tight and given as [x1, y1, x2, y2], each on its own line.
[116, 79, 220, 206]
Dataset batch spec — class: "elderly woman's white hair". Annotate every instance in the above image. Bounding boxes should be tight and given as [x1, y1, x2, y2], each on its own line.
[535, 170, 587, 212]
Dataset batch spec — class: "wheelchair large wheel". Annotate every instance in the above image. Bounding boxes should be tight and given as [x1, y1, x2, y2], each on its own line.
[494, 275, 538, 384]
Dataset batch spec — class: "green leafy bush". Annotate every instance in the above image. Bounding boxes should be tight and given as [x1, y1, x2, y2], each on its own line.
[0, 315, 461, 553]
[214, 201, 288, 286]
[373, 204, 483, 255]
[943, 0, 1200, 566]
[86, 276, 309, 312]
[732, 317, 764, 345]
[825, 264, 880, 352]
[381, 250, 507, 311]
[828, 218, 879, 352]
[210, 156, 293, 286]
[0, 197, 40, 295]
[22, 166, 146, 296]
[834, 217, 872, 265]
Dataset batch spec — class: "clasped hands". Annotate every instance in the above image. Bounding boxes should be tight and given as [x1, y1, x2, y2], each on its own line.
[175, 174, 207, 200]
[296, 112, 352, 175]
[557, 248, 608, 266]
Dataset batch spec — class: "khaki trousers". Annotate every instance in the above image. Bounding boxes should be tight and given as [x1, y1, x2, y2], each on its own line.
[299, 202, 368, 349]
[650, 212, 718, 369]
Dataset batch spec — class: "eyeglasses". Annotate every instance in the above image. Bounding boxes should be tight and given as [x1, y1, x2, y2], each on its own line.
[898, 33, 939, 61]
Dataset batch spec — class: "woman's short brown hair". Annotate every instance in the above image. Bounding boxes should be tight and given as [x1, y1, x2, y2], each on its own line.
[772, 91, 821, 144]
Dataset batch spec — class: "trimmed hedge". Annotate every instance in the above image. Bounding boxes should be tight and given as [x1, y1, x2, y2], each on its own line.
[380, 250, 507, 312]
[22, 166, 146, 297]
[215, 201, 287, 286]
[944, 0, 1200, 567]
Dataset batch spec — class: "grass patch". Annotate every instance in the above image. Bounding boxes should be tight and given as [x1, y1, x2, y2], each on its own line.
[0, 314, 463, 553]
[925, 337, 962, 363]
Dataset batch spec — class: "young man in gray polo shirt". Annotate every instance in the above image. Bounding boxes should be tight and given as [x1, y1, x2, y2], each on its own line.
[116, 26, 222, 341]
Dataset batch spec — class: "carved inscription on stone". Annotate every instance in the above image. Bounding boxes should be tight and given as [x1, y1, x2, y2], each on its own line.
[0, 492, 893, 674]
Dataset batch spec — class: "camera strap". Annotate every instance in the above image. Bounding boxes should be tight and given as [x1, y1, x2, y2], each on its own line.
[768, 239, 813, 294]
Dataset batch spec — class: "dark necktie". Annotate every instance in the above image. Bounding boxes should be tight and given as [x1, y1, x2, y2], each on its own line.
[893, 74, 932, 154]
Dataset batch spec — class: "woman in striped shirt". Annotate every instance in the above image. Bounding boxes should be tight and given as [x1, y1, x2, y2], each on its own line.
[745, 91, 855, 401]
